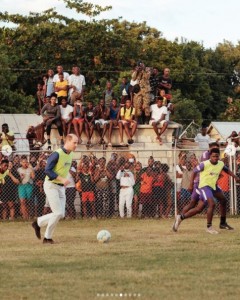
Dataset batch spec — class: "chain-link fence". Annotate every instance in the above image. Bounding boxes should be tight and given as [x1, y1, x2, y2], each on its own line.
[0, 148, 238, 221]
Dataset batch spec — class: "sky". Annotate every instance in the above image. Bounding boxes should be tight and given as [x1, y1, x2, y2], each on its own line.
[1, 0, 240, 49]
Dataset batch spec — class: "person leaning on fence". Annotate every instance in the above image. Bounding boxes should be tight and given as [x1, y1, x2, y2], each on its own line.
[116, 160, 135, 218]
[93, 157, 111, 218]
[106, 153, 119, 217]
[139, 167, 154, 218]
[118, 99, 137, 145]
[77, 162, 96, 218]
[33, 156, 47, 217]
[132, 161, 142, 218]
[1, 161, 20, 220]
[17, 157, 35, 220]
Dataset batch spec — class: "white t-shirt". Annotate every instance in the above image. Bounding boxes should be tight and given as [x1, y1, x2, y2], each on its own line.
[68, 74, 86, 96]
[194, 134, 212, 149]
[150, 104, 168, 121]
[60, 105, 73, 120]
[18, 167, 34, 185]
[53, 72, 69, 83]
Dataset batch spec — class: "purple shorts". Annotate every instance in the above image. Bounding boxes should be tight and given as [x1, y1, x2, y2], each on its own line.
[191, 183, 201, 201]
[199, 186, 222, 203]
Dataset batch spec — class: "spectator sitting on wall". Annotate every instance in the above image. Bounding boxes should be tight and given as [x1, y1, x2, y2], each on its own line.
[118, 99, 137, 145]
[149, 97, 168, 145]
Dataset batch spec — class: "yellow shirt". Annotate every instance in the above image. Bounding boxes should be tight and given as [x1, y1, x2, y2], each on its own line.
[55, 80, 68, 97]
[0, 131, 14, 147]
[0, 170, 9, 184]
[120, 107, 135, 120]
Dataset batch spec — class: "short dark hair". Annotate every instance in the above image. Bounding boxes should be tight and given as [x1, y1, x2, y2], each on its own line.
[1, 159, 9, 164]
[210, 148, 220, 155]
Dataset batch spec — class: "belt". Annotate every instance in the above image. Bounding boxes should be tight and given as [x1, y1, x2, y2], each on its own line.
[121, 186, 130, 189]
[54, 183, 64, 186]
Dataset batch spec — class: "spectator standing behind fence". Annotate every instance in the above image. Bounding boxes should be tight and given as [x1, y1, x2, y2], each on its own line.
[60, 97, 73, 137]
[107, 98, 120, 147]
[139, 167, 154, 218]
[41, 94, 64, 149]
[68, 66, 86, 105]
[118, 99, 137, 145]
[116, 161, 135, 218]
[1, 161, 20, 220]
[33, 156, 47, 217]
[65, 160, 77, 219]
[106, 153, 119, 217]
[194, 126, 213, 150]
[72, 100, 85, 144]
[0, 123, 15, 150]
[152, 161, 165, 218]
[94, 157, 111, 218]
[17, 157, 35, 220]
[132, 161, 142, 218]
[78, 163, 96, 218]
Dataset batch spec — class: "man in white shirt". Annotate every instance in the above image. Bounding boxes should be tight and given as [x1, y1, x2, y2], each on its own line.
[60, 98, 73, 136]
[116, 161, 135, 218]
[149, 97, 168, 145]
[68, 66, 86, 105]
[194, 126, 212, 150]
[53, 65, 69, 83]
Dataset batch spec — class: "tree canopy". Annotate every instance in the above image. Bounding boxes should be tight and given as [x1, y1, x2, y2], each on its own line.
[0, 0, 240, 124]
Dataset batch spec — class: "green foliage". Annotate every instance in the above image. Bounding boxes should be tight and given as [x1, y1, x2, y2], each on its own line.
[0, 0, 239, 120]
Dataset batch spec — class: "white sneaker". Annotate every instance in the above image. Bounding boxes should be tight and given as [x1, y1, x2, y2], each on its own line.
[172, 215, 182, 232]
[206, 226, 219, 234]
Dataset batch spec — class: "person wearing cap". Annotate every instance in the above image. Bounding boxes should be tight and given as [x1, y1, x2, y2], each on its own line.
[149, 96, 168, 145]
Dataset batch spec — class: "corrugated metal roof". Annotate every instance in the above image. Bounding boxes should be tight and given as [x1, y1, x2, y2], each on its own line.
[0, 114, 43, 153]
[209, 122, 240, 139]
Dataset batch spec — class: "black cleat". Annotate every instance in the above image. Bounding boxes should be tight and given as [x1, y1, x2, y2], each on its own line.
[219, 223, 234, 230]
[43, 238, 54, 244]
[32, 221, 41, 239]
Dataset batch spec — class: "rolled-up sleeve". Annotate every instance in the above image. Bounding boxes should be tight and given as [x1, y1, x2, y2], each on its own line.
[45, 152, 59, 180]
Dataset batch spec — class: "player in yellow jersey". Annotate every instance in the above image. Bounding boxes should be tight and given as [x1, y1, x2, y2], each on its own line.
[173, 148, 240, 234]
[32, 134, 78, 244]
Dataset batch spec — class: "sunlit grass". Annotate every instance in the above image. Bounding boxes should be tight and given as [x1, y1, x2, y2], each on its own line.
[1, 218, 240, 300]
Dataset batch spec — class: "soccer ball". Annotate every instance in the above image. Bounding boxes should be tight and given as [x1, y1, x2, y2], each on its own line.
[97, 230, 111, 243]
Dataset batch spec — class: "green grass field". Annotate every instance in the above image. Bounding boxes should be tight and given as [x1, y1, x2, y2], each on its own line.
[1, 218, 240, 300]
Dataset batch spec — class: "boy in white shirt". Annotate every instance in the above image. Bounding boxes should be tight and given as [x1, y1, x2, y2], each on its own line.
[149, 97, 168, 145]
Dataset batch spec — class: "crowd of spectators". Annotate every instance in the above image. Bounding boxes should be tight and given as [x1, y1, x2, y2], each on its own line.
[36, 64, 174, 148]
[0, 151, 175, 221]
